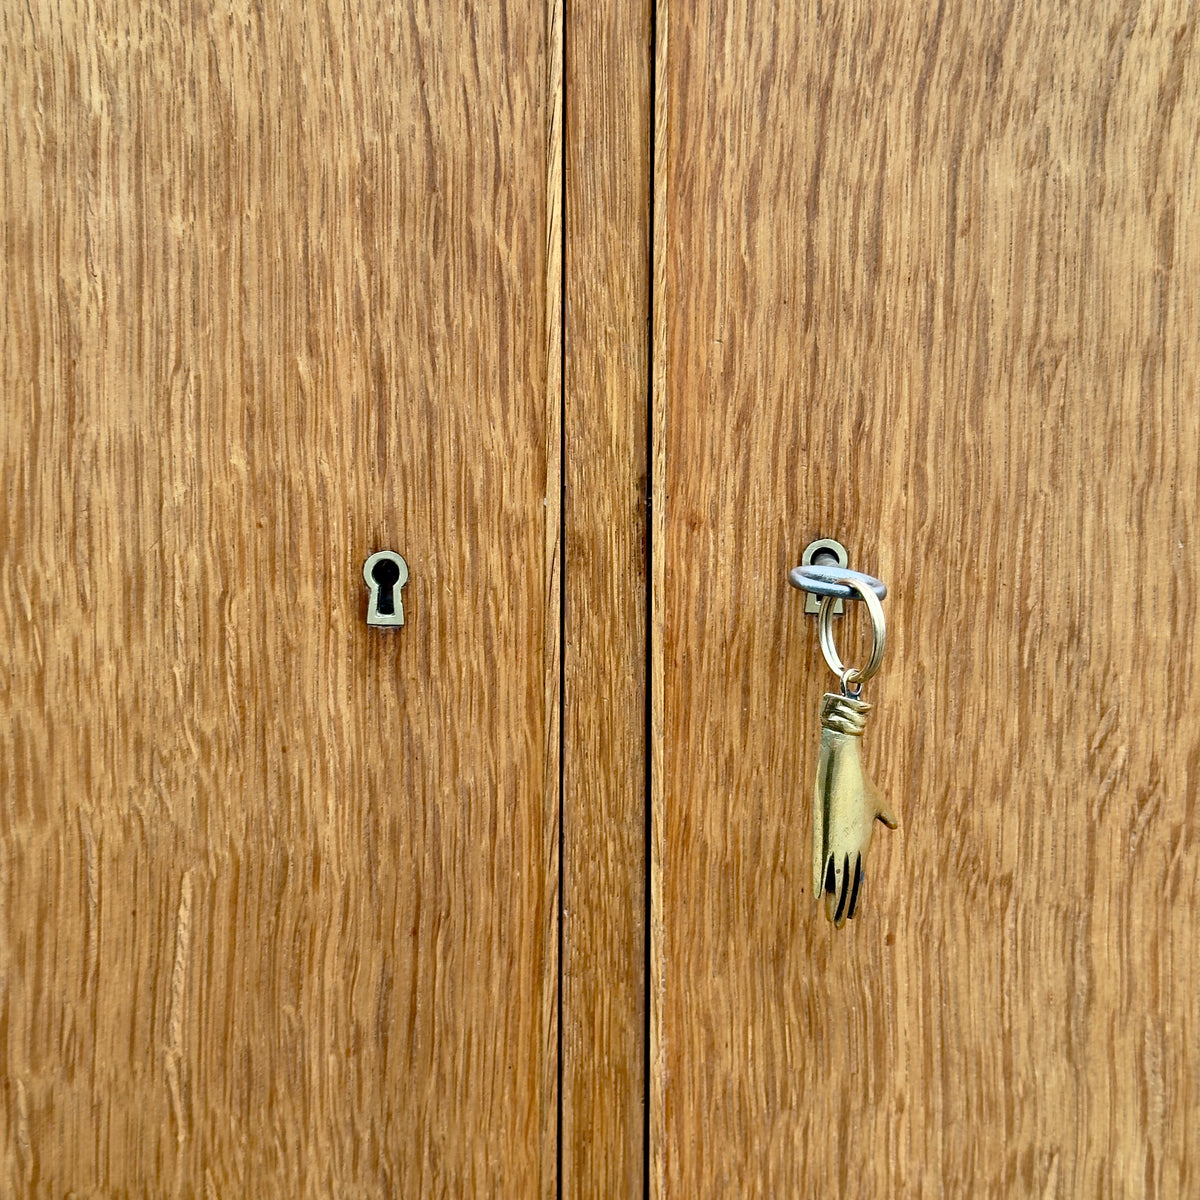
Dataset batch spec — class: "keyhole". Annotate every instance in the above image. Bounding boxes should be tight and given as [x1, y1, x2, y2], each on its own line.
[362, 551, 409, 628]
[800, 537, 850, 616]
[372, 557, 401, 615]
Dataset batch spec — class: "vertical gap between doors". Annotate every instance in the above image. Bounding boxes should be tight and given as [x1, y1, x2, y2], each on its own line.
[556, 5, 569, 1194]
[644, 0, 657, 1194]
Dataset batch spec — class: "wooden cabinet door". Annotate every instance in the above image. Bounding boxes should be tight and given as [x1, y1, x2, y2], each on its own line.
[653, 2, 1200, 1195]
[12, 0, 1198, 1194]
[2, 2, 562, 1194]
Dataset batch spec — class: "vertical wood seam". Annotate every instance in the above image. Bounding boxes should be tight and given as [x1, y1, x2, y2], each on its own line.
[543, 2, 565, 1197]
[650, 0, 669, 1195]
[644, 1, 660, 1195]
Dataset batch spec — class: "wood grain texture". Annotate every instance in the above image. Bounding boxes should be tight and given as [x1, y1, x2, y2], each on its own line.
[655, 2, 1200, 1196]
[562, 2, 651, 1194]
[1, 1, 561, 1195]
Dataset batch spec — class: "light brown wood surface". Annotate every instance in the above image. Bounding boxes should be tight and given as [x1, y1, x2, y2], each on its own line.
[1, 1, 561, 1194]
[654, 2, 1200, 1196]
[562, 1, 651, 1195]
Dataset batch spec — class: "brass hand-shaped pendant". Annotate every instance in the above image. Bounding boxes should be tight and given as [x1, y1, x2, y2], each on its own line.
[812, 694, 897, 927]
[790, 557, 896, 927]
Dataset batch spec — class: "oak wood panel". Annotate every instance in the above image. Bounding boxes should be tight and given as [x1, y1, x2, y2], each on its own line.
[562, 3, 651, 1195]
[1, 1, 561, 1195]
[655, 2, 1200, 1196]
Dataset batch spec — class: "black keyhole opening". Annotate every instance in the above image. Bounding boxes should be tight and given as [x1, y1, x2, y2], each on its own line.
[372, 557, 402, 615]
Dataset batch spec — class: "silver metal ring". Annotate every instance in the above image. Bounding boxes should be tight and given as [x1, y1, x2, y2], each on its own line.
[817, 578, 886, 689]
[788, 563, 887, 602]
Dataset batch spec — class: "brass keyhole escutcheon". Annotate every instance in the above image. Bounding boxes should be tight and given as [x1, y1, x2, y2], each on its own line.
[800, 538, 849, 615]
[363, 551, 409, 627]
